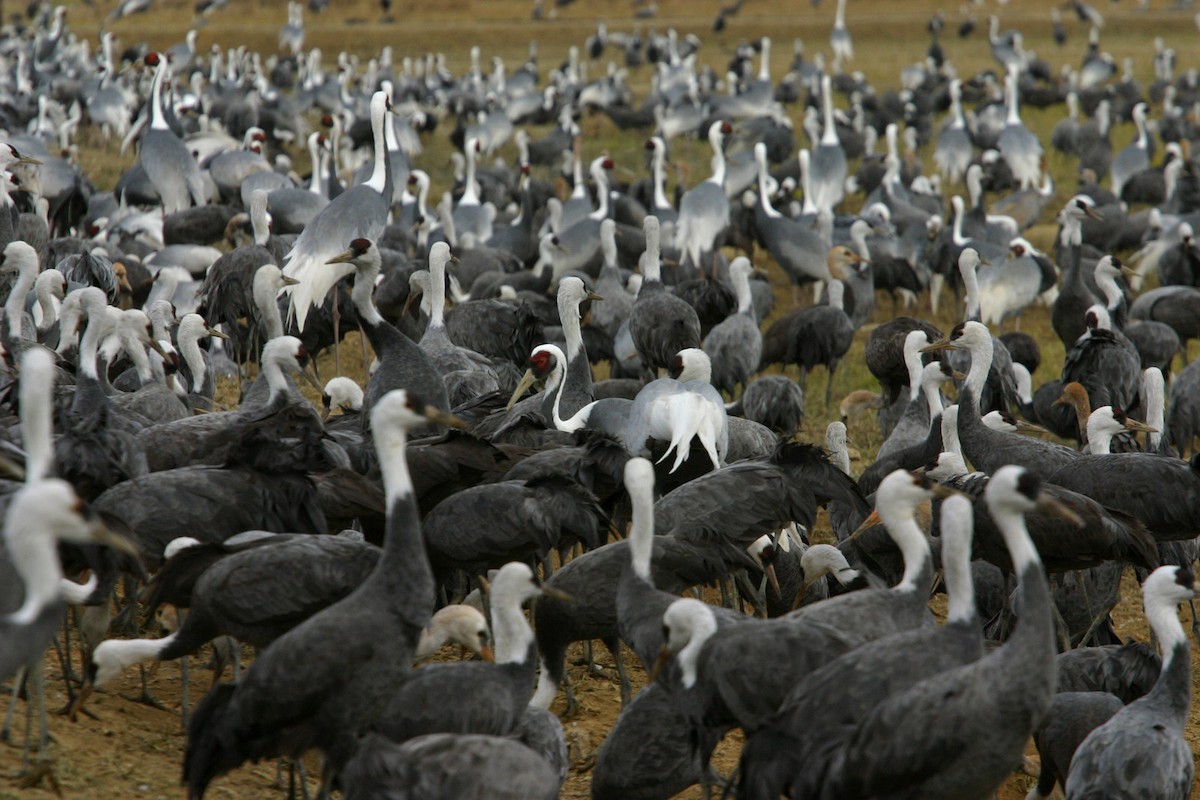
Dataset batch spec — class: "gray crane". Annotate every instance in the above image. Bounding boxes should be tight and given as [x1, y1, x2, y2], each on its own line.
[183, 392, 464, 797]
[1066, 565, 1196, 800]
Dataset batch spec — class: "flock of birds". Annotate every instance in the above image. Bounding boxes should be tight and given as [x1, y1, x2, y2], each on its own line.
[2, 0, 1200, 798]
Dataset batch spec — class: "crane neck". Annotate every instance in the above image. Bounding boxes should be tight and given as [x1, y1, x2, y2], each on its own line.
[1086, 416, 1116, 455]
[19, 351, 53, 482]
[960, 259, 981, 322]
[4, 252, 37, 342]
[920, 374, 944, 419]
[821, 78, 839, 146]
[589, 164, 610, 221]
[628, 477, 655, 582]
[990, 499, 1041, 577]
[259, 346, 293, 403]
[707, 132, 727, 187]
[121, 331, 155, 385]
[558, 291, 584, 362]
[642, 221, 663, 284]
[364, 96, 390, 195]
[904, 337, 925, 402]
[255, 279, 285, 341]
[756, 147, 781, 219]
[1134, 110, 1148, 149]
[951, 198, 968, 246]
[950, 89, 965, 129]
[941, 495, 977, 624]
[877, 500, 931, 593]
[1094, 267, 1122, 312]
[675, 603, 717, 689]
[77, 298, 113, 382]
[1004, 74, 1020, 126]
[963, 336, 992, 400]
[4, 495, 65, 625]
[1144, 370, 1165, 450]
[941, 405, 963, 460]
[179, 323, 207, 393]
[428, 257, 448, 330]
[490, 581, 536, 665]
[149, 57, 170, 131]
[732, 267, 753, 317]
[650, 147, 670, 212]
[351, 260, 385, 328]
[93, 633, 180, 687]
[461, 143, 480, 206]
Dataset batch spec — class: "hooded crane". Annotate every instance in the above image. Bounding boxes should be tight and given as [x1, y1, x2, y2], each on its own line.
[1, 349, 139, 683]
[372, 561, 563, 744]
[923, 321, 1080, 481]
[701, 256, 761, 395]
[629, 215, 702, 376]
[1065, 565, 1195, 800]
[326, 238, 450, 418]
[674, 121, 731, 269]
[531, 457, 757, 714]
[138, 53, 205, 215]
[183, 392, 463, 798]
[739, 492, 985, 800]
[794, 466, 1067, 799]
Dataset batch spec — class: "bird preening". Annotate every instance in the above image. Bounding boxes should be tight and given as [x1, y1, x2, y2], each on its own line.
[2, 1, 1200, 799]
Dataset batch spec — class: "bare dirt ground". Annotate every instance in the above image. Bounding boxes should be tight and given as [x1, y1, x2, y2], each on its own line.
[3, 570, 1198, 800]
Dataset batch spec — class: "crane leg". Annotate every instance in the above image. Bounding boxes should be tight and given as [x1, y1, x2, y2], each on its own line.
[1189, 599, 1200, 651]
[604, 638, 631, 706]
[332, 295, 342, 377]
[1, 666, 22, 743]
[180, 655, 190, 731]
[825, 360, 838, 409]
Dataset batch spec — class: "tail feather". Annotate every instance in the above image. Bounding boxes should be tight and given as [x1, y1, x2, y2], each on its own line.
[184, 683, 244, 800]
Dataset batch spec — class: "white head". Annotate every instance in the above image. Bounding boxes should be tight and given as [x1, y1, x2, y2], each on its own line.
[670, 348, 712, 383]
[323, 376, 364, 414]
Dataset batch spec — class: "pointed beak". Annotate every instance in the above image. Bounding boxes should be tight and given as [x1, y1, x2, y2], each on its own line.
[794, 577, 816, 608]
[507, 368, 537, 411]
[421, 406, 469, 429]
[648, 644, 673, 683]
[1123, 418, 1158, 434]
[1014, 419, 1050, 435]
[928, 482, 957, 499]
[148, 338, 169, 360]
[919, 339, 956, 353]
[586, 291, 604, 302]
[281, 275, 301, 287]
[326, 250, 355, 265]
[298, 368, 323, 392]
[1084, 206, 1102, 220]
[847, 510, 881, 542]
[764, 563, 781, 600]
[206, 326, 231, 340]
[88, 518, 141, 559]
[949, 370, 967, 381]
[539, 585, 573, 603]
[478, 644, 495, 663]
[1120, 265, 1139, 279]
[402, 291, 419, 318]
[67, 679, 94, 722]
[1037, 495, 1084, 528]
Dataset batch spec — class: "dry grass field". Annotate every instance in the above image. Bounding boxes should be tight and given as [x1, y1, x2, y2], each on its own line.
[2, 0, 1199, 797]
